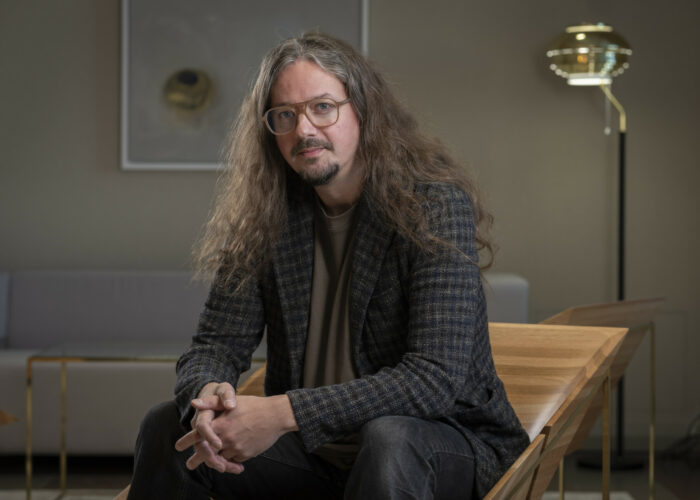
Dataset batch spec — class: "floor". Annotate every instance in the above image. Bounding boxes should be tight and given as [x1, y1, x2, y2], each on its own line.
[544, 450, 698, 500]
[0, 455, 131, 491]
[0, 450, 698, 498]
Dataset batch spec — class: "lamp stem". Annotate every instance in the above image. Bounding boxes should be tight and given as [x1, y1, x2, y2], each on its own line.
[600, 84, 640, 467]
[617, 128, 627, 460]
[618, 129, 626, 303]
[599, 84, 626, 302]
[600, 84, 627, 132]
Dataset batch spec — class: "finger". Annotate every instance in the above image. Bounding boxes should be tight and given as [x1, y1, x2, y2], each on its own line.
[189, 441, 228, 473]
[218, 449, 245, 474]
[191, 408, 215, 429]
[192, 394, 226, 412]
[185, 447, 207, 470]
[193, 410, 222, 450]
[215, 382, 237, 410]
[224, 460, 245, 474]
[187, 446, 226, 473]
[214, 451, 244, 474]
[174, 429, 201, 452]
[190, 408, 221, 447]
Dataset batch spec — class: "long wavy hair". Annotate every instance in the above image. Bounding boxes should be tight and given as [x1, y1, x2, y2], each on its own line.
[195, 32, 494, 287]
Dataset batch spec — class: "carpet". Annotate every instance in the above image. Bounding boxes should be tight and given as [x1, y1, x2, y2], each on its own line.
[0, 490, 118, 500]
[542, 492, 634, 500]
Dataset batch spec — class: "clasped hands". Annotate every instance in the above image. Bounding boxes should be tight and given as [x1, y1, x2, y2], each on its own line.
[174, 381, 298, 474]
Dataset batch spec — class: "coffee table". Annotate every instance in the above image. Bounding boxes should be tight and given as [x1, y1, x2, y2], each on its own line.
[25, 340, 188, 500]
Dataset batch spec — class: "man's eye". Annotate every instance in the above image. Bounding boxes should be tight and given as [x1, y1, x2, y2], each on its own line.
[277, 109, 295, 120]
[312, 101, 335, 114]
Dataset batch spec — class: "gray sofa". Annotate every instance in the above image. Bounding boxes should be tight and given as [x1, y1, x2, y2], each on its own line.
[0, 270, 528, 455]
[0, 271, 215, 455]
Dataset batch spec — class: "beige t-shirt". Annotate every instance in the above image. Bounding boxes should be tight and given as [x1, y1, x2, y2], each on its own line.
[302, 197, 359, 468]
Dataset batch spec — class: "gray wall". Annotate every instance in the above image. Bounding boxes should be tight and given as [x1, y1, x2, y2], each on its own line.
[1, 0, 216, 271]
[1, 0, 698, 447]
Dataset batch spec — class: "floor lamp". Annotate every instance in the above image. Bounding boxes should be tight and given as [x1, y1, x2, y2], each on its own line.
[546, 23, 641, 469]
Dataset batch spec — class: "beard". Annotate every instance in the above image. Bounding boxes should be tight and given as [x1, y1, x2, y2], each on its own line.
[291, 138, 339, 186]
[299, 161, 340, 186]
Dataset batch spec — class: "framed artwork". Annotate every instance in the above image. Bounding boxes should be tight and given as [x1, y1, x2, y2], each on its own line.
[120, 0, 369, 171]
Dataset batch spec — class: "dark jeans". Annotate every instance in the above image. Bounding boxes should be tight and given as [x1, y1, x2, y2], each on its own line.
[128, 401, 475, 500]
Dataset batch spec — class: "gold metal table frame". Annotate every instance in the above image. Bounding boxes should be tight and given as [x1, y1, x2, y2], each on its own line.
[25, 341, 187, 500]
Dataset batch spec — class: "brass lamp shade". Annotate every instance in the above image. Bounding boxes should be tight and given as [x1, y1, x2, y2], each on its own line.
[546, 23, 632, 86]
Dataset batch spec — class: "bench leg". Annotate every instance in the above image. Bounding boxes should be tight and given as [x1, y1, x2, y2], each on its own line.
[558, 458, 565, 500]
[649, 322, 656, 500]
[602, 370, 611, 500]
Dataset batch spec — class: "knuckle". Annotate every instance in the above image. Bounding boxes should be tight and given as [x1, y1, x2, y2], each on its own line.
[196, 445, 213, 459]
[194, 422, 209, 436]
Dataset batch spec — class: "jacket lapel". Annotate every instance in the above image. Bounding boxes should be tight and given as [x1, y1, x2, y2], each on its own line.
[272, 189, 314, 384]
[349, 197, 394, 366]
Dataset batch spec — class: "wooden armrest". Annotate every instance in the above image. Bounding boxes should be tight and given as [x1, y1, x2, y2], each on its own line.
[484, 434, 546, 500]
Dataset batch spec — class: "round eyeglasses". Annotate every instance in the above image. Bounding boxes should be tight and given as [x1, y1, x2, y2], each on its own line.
[263, 97, 351, 135]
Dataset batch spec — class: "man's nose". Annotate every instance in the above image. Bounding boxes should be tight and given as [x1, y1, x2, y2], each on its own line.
[295, 111, 317, 136]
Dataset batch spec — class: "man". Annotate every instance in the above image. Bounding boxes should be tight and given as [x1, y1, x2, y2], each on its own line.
[129, 32, 528, 500]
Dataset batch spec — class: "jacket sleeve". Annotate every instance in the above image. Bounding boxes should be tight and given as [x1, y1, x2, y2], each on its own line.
[174, 270, 266, 426]
[287, 185, 482, 451]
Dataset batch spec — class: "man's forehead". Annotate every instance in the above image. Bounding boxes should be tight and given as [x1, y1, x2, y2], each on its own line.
[269, 60, 346, 105]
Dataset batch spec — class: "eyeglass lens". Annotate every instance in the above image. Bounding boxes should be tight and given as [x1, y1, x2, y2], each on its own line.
[265, 98, 340, 135]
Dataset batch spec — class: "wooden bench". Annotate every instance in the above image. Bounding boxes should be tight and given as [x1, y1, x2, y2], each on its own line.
[115, 322, 628, 500]
[483, 434, 546, 500]
[234, 322, 628, 500]
[488, 322, 626, 500]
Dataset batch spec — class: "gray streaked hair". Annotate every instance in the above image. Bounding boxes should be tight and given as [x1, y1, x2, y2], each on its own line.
[194, 32, 494, 288]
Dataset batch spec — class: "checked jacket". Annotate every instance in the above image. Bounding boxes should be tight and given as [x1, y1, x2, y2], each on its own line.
[175, 177, 529, 497]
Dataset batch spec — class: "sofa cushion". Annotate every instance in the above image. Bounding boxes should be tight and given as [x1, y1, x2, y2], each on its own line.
[7, 271, 209, 348]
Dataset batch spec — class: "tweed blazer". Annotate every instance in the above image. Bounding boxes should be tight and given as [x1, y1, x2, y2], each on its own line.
[175, 178, 529, 497]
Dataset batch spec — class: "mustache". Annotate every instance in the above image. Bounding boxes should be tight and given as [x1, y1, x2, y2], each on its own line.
[291, 138, 333, 156]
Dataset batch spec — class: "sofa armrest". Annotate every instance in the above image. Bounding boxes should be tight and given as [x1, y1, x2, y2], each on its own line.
[483, 272, 530, 323]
